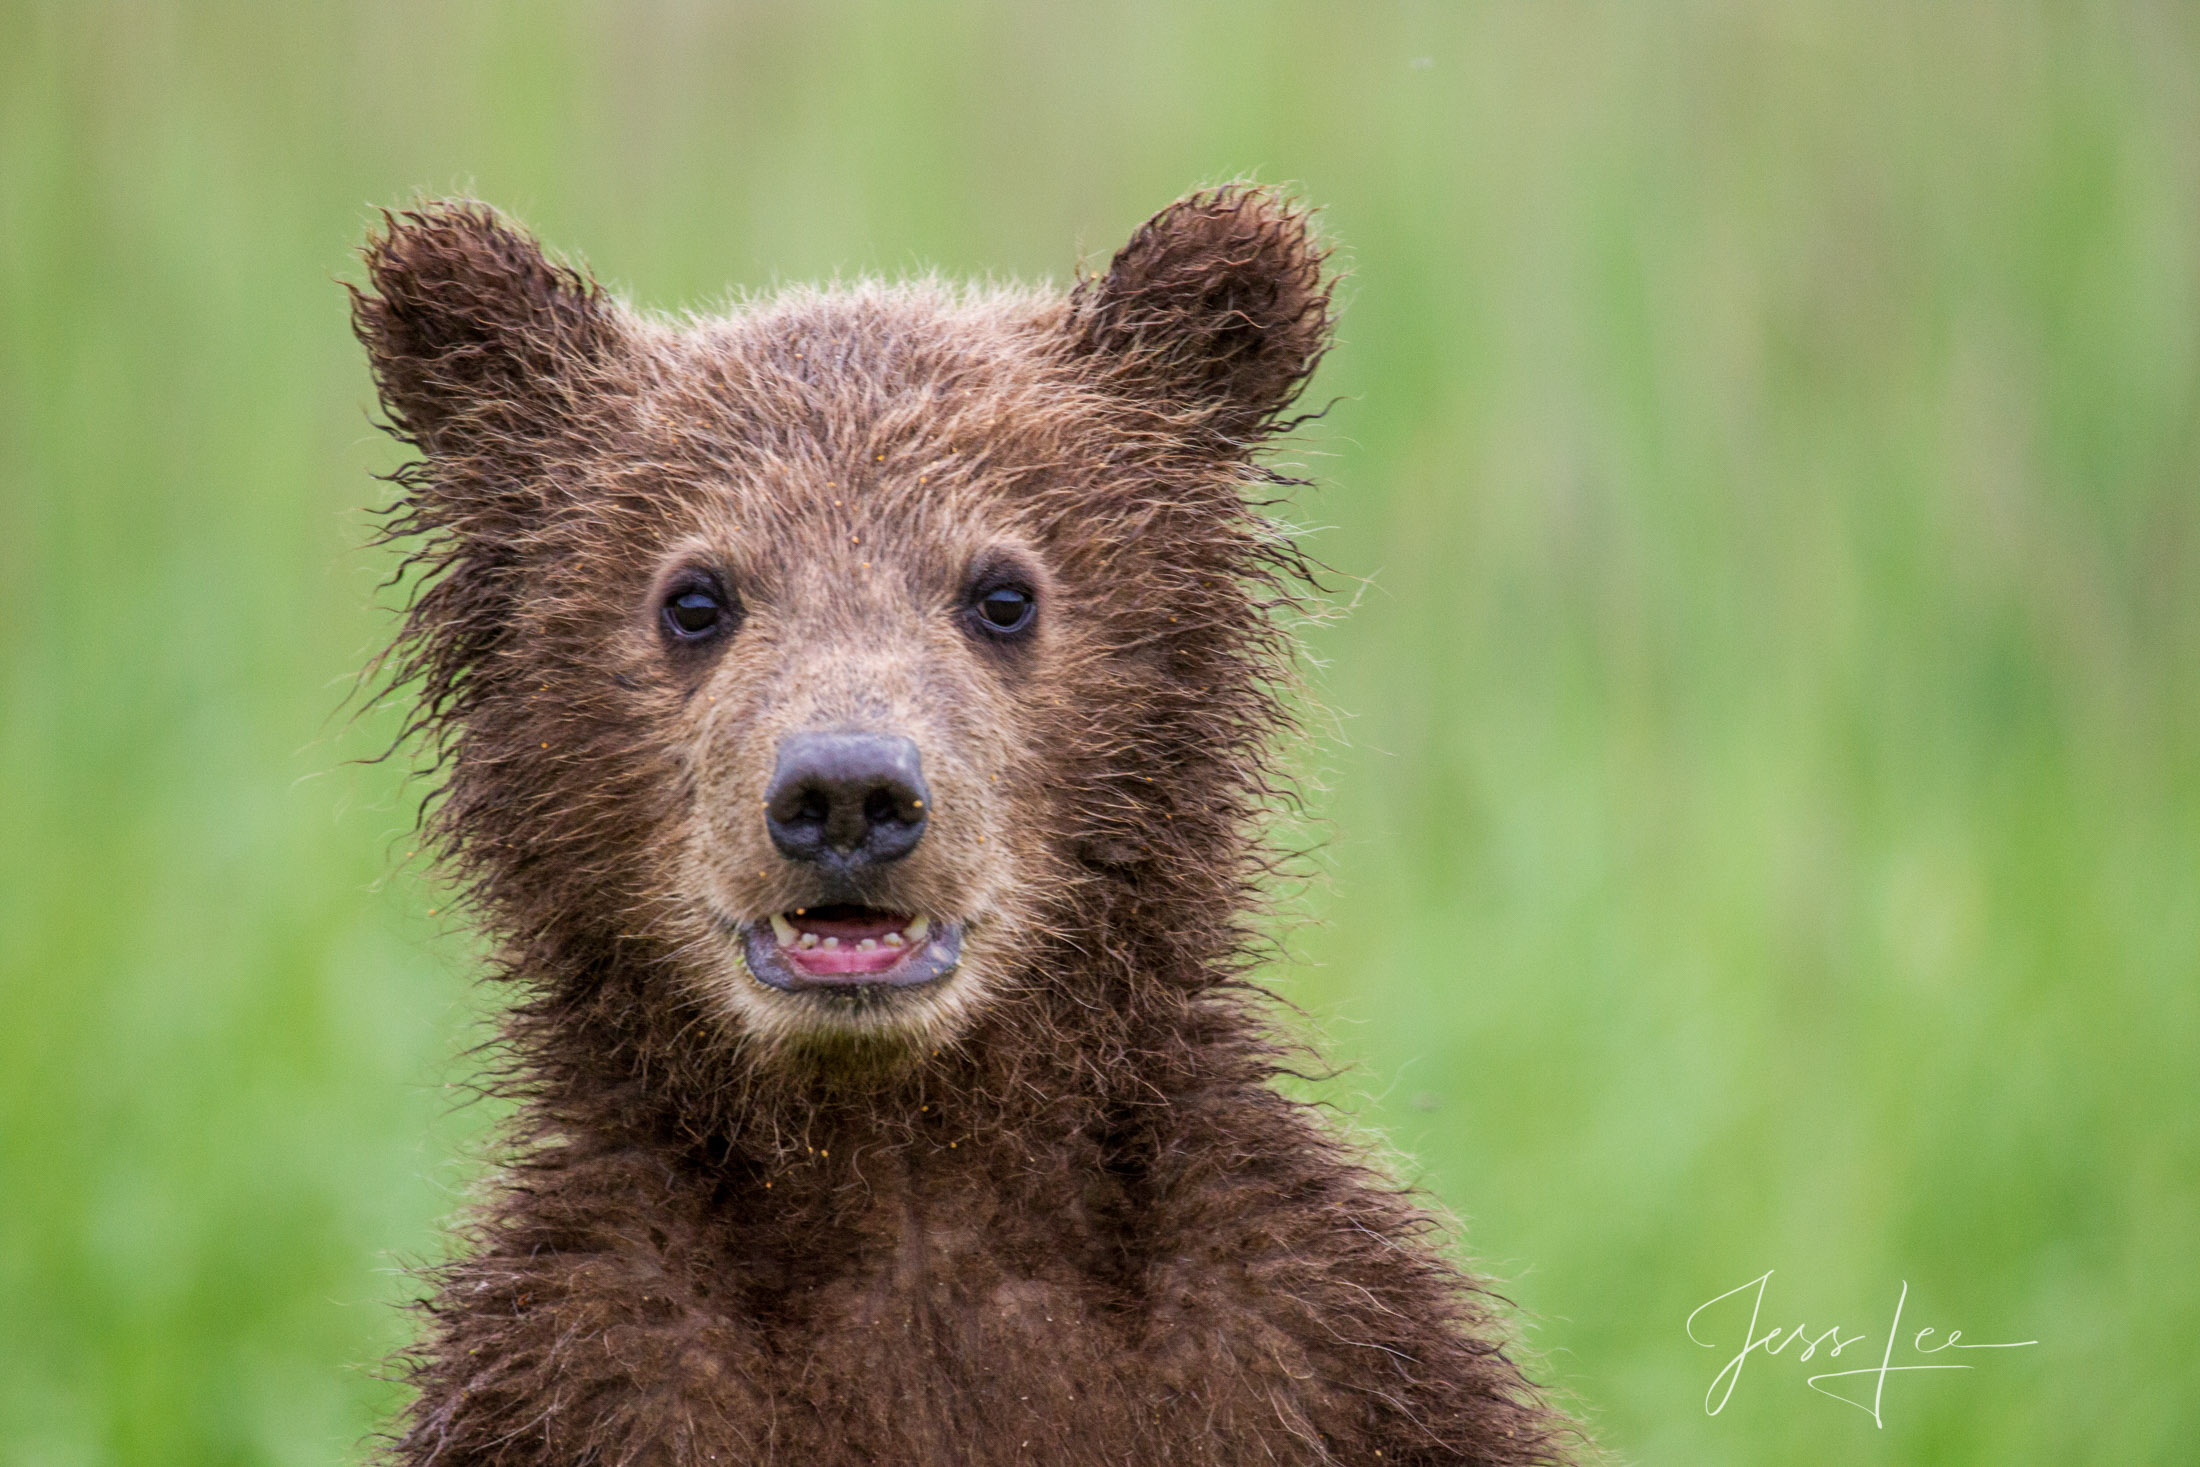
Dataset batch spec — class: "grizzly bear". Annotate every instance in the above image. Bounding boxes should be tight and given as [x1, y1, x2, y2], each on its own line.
[353, 186, 1573, 1466]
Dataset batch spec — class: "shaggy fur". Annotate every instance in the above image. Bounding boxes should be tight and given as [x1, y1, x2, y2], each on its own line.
[353, 186, 1575, 1465]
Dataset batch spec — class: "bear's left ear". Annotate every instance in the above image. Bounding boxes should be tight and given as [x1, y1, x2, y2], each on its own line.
[350, 200, 624, 458]
[1068, 185, 1335, 444]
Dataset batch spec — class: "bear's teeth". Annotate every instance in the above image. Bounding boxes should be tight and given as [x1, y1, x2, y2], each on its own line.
[769, 913, 798, 945]
[883, 932, 904, 948]
[821, 936, 839, 949]
[905, 916, 930, 942]
[858, 938, 878, 951]
[797, 933, 819, 950]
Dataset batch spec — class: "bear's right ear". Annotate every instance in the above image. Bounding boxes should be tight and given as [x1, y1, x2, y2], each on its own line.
[350, 201, 621, 456]
[1068, 185, 1335, 446]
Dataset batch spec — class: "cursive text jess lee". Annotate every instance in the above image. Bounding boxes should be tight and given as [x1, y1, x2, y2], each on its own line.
[1686, 1271, 2037, 1428]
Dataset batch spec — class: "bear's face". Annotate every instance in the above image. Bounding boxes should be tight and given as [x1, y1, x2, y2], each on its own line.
[603, 305, 1105, 1053]
[355, 190, 1331, 1061]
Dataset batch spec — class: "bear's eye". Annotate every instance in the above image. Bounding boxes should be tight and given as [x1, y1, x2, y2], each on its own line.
[661, 585, 728, 641]
[971, 585, 1036, 637]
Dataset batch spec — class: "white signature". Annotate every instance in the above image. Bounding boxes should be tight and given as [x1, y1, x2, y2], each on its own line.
[1686, 1270, 2037, 1428]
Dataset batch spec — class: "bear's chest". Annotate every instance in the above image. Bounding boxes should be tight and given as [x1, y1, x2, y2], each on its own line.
[758, 1188, 1129, 1364]
[699, 1182, 1312, 1464]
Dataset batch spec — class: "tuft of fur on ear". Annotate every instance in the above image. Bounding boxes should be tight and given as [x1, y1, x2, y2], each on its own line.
[350, 200, 620, 454]
[349, 202, 630, 790]
[1070, 184, 1335, 443]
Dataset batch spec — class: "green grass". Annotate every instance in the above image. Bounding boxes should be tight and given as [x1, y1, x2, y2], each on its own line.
[3, 2, 2195, 1461]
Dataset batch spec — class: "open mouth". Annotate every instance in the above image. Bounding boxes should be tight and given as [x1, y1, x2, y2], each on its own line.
[737, 905, 964, 993]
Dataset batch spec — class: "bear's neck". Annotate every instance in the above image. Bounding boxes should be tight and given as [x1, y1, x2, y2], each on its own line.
[507, 896, 1274, 1183]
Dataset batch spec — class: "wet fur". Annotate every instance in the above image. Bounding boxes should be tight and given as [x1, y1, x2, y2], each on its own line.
[354, 188, 1576, 1465]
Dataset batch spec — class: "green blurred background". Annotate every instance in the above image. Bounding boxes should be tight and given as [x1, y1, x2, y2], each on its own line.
[4, 1, 2196, 1462]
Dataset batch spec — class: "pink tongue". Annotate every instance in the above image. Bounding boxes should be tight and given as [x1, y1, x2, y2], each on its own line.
[787, 941, 908, 976]
[783, 908, 915, 976]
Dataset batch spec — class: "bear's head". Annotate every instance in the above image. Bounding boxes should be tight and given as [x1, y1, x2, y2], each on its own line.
[355, 188, 1333, 1066]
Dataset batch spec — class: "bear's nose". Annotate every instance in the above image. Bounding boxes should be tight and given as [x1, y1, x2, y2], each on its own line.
[764, 732, 930, 871]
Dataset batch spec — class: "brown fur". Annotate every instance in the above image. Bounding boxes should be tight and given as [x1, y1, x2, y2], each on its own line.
[353, 187, 1576, 1465]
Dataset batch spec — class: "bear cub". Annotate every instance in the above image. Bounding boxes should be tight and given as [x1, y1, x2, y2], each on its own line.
[354, 186, 1571, 1465]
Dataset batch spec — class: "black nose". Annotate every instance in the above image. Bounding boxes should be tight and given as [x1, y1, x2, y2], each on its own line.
[764, 732, 930, 871]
